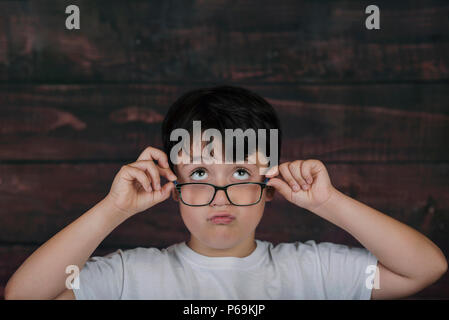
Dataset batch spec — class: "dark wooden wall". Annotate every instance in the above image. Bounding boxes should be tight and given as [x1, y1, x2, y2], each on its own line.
[0, 0, 448, 299]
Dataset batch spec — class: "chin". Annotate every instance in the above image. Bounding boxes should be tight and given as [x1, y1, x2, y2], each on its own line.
[205, 234, 243, 250]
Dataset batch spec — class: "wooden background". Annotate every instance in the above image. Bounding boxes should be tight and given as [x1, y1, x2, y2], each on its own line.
[0, 0, 448, 299]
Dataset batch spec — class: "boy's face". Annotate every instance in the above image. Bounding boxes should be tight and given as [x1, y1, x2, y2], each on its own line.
[171, 155, 275, 251]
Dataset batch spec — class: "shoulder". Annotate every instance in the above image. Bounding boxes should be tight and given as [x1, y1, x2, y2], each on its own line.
[261, 239, 324, 257]
[261, 240, 372, 264]
[293, 240, 375, 265]
[274, 239, 370, 255]
[116, 243, 183, 267]
[256, 239, 323, 265]
[82, 246, 168, 272]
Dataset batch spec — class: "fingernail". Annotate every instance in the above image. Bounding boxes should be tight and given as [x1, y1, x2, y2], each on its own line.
[302, 184, 309, 190]
[293, 184, 300, 191]
[307, 178, 312, 184]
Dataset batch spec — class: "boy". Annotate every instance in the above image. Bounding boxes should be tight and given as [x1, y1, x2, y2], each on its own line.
[5, 86, 447, 300]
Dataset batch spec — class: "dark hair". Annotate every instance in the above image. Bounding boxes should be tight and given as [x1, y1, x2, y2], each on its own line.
[161, 85, 282, 173]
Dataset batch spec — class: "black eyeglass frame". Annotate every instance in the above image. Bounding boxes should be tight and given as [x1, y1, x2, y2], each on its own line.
[172, 177, 270, 207]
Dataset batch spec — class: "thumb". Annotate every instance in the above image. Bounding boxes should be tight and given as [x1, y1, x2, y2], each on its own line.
[158, 181, 174, 202]
[267, 177, 292, 200]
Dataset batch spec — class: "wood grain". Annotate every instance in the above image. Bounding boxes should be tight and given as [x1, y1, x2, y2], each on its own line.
[0, 0, 448, 83]
[0, 84, 448, 161]
[1, 0, 448, 300]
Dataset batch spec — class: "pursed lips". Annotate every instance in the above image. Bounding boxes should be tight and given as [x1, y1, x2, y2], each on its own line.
[208, 212, 235, 221]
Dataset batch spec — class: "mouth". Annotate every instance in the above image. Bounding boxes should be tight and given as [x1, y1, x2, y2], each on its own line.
[208, 212, 236, 225]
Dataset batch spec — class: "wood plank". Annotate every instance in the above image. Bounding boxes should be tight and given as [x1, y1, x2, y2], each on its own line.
[0, 0, 448, 83]
[0, 163, 447, 253]
[0, 84, 448, 161]
[1, 244, 448, 300]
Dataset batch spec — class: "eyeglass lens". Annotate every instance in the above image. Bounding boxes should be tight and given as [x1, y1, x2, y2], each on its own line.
[180, 183, 262, 206]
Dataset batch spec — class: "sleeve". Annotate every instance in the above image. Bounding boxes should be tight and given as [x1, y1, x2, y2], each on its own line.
[73, 249, 125, 300]
[314, 241, 378, 300]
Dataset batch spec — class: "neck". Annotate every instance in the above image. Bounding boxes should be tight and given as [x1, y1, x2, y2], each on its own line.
[186, 235, 257, 258]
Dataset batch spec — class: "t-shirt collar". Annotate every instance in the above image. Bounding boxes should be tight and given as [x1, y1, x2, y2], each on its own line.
[176, 239, 266, 269]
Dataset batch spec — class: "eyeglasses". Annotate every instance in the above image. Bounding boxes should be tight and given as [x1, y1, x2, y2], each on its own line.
[173, 178, 270, 207]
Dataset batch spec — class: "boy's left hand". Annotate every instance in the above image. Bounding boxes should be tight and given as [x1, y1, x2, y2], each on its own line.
[266, 159, 337, 212]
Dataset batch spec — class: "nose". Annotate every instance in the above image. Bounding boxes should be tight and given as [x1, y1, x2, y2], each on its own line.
[210, 189, 231, 206]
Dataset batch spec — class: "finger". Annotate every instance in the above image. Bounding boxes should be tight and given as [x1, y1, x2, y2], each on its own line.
[266, 177, 291, 200]
[135, 147, 178, 181]
[159, 167, 178, 181]
[264, 165, 279, 177]
[137, 146, 170, 169]
[301, 160, 315, 185]
[160, 181, 175, 201]
[129, 161, 161, 191]
[122, 165, 151, 192]
[279, 162, 300, 192]
[289, 160, 309, 190]
[150, 181, 175, 206]
[130, 160, 177, 184]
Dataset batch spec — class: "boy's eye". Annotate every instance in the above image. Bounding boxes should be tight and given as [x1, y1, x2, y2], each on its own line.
[189, 168, 250, 181]
[233, 168, 250, 180]
[190, 168, 208, 181]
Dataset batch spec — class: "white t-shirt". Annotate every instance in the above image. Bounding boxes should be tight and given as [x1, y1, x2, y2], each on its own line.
[73, 239, 378, 300]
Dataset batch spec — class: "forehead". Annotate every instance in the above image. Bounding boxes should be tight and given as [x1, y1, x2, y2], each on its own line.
[175, 154, 270, 177]
[171, 130, 273, 176]
[178, 161, 260, 171]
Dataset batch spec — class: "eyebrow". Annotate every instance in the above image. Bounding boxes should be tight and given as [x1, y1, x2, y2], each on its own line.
[182, 155, 202, 163]
[178, 157, 204, 169]
[180, 163, 257, 174]
[179, 156, 258, 167]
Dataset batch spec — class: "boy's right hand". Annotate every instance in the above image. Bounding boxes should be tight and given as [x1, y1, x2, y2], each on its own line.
[104, 146, 178, 219]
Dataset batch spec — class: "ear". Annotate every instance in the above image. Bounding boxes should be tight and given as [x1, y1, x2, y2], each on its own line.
[265, 186, 275, 201]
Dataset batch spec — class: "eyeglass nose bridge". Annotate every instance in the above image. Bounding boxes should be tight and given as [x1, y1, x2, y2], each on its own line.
[214, 185, 229, 192]
[207, 185, 231, 206]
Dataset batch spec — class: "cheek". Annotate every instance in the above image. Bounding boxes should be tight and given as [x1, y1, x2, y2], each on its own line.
[242, 205, 265, 226]
[179, 202, 266, 235]
[179, 206, 206, 231]
[243, 199, 268, 231]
